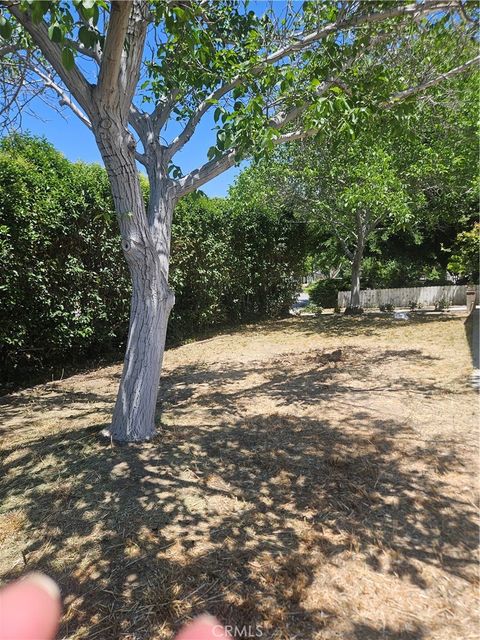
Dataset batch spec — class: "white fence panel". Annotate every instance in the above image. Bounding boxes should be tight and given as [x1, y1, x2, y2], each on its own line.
[337, 284, 479, 309]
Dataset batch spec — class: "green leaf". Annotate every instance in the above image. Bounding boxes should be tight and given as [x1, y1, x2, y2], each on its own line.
[48, 23, 63, 44]
[78, 25, 96, 48]
[0, 18, 12, 40]
[61, 47, 75, 71]
[31, 0, 49, 24]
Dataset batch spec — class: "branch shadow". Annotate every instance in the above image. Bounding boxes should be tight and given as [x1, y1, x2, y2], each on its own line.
[0, 342, 477, 640]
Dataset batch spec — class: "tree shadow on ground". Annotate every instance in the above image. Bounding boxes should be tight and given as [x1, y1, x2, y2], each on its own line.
[233, 312, 463, 340]
[0, 343, 477, 640]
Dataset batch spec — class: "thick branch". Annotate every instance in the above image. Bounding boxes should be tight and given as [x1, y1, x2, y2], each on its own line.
[96, 0, 132, 109]
[120, 0, 149, 115]
[175, 149, 237, 198]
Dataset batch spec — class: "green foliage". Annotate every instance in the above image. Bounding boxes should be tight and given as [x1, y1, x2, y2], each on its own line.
[446, 224, 480, 283]
[4, 0, 475, 172]
[302, 303, 323, 316]
[225, 165, 308, 320]
[307, 279, 339, 309]
[434, 297, 449, 312]
[358, 255, 449, 289]
[169, 193, 231, 338]
[0, 134, 130, 380]
[242, 63, 478, 291]
[0, 135, 306, 382]
[169, 185, 306, 339]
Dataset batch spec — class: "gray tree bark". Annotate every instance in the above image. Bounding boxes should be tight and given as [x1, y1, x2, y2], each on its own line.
[93, 113, 174, 441]
[349, 244, 364, 309]
[346, 212, 366, 314]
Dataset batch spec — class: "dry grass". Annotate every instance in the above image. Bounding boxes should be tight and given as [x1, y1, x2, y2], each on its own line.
[0, 313, 478, 640]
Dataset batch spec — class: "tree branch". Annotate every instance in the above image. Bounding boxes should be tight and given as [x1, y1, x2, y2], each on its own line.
[174, 149, 237, 198]
[166, 0, 453, 158]
[96, 0, 131, 109]
[29, 62, 91, 129]
[120, 0, 150, 115]
[384, 55, 480, 107]
[0, 42, 18, 57]
[151, 89, 181, 137]
[65, 37, 100, 64]
[7, 3, 92, 114]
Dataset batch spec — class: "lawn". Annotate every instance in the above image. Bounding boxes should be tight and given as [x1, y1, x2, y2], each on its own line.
[0, 313, 478, 640]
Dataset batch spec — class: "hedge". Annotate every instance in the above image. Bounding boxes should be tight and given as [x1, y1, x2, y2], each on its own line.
[0, 135, 305, 384]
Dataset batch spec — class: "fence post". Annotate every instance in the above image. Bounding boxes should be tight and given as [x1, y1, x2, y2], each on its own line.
[466, 285, 477, 315]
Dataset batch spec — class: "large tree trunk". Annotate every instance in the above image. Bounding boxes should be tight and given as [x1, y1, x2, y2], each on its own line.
[94, 115, 174, 441]
[110, 257, 174, 441]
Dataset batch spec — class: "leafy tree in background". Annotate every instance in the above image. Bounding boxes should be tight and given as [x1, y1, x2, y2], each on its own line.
[236, 59, 478, 307]
[0, 0, 477, 440]
[447, 224, 480, 283]
[288, 136, 413, 312]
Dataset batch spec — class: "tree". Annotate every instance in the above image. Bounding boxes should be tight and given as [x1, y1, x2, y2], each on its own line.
[447, 224, 480, 283]
[236, 56, 479, 308]
[238, 135, 413, 312]
[0, 0, 477, 440]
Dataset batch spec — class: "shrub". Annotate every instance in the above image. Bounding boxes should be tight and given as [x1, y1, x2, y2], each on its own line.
[379, 303, 395, 312]
[447, 223, 480, 283]
[0, 134, 130, 381]
[0, 135, 308, 383]
[408, 300, 422, 311]
[303, 303, 323, 315]
[434, 297, 449, 312]
[307, 278, 339, 308]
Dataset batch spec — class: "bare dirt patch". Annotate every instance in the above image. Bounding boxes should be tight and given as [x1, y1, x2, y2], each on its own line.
[1, 314, 478, 640]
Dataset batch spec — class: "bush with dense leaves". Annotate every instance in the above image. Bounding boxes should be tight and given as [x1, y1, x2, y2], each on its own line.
[0, 135, 306, 383]
[168, 193, 232, 339]
[169, 189, 306, 337]
[0, 134, 131, 381]
[307, 278, 340, 308]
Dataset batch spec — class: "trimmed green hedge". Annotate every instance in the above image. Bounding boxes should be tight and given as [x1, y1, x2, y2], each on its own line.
[0, 135, 131, 381]
[0, 135, 305, 383]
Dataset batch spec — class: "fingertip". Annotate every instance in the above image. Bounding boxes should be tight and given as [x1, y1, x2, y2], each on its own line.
[0, 572, 61, 640]
[175, 615, 230, 640]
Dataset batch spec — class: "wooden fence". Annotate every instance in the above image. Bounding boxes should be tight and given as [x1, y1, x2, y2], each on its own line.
[337, 284, 480, 309]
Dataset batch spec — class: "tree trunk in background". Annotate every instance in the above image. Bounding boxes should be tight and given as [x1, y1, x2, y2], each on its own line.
[345, 233, 365, 314]
[349, 247, 363, 309]
[94, 116, 174, 441]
